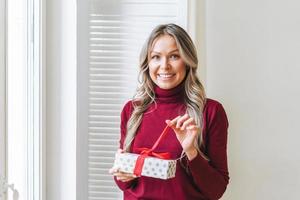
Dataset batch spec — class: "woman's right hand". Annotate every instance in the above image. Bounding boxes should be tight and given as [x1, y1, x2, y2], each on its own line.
[109, 149, 137, 182]
[109, 167, 137, 182]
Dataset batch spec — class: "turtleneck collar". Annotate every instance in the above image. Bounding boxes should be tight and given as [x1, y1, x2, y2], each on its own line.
[154, 82, 185, 103]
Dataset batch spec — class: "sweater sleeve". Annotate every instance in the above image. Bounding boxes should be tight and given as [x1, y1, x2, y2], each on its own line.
[187, 102, 229, 200]
[114, 101, 138, 190]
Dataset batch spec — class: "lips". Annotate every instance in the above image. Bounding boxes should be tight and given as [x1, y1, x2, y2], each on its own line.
[158, 73, 175, 79]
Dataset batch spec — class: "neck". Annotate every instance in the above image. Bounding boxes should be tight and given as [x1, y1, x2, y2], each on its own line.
[154, 82, 185, 103]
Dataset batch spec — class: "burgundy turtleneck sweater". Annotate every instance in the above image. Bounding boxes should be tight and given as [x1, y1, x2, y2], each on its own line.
[114, 84, 229, 200]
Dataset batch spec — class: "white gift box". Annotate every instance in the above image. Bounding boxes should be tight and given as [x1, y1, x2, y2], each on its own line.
[113, 152, 177, 180]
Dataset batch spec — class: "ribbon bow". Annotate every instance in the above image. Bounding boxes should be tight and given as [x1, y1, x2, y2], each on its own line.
[133, 125, 171, 177]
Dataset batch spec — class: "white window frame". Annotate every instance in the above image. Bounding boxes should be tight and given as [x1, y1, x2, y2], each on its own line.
[40, 0, 46, 199]
[1, 0, 46, 199]
[0, 0, 7, 199]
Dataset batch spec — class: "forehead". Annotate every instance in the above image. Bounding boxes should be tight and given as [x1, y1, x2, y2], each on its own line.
[150, 34, 178, 52]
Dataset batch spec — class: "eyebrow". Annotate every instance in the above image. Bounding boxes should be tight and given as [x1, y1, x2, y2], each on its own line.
[150, 49, 179, 54]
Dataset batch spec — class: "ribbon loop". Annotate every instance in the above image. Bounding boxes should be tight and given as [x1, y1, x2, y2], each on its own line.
[133, 125, 171, 176]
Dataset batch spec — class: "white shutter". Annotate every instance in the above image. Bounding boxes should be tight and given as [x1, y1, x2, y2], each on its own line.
[83, 0, 188, 199]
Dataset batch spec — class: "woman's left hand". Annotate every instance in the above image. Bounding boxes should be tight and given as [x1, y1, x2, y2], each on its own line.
[166, 114, 200, 160]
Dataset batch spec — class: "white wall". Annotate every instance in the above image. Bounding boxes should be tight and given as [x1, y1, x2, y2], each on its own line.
[46, 0, 77, 199]
[205, 1, 300, 199]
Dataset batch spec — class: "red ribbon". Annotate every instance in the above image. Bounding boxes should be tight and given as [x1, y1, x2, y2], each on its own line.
[133, 125, 171, 177]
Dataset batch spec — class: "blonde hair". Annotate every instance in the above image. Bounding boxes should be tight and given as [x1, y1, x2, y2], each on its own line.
[123, 24, 206, 155]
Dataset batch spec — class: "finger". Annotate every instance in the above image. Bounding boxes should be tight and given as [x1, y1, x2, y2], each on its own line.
[115, 173, 137, 182]
[114, 172, 137, 178]
[109, 168, 114, 174]
[180, 117, 195, 131]
[176, 114, 189, 129]
[165, 119, 172, 126]
[109, 167, 119, 174]
[118, 176, 136, 182]
[186, 125, 200, 135]
[117, 149, 124, 153]
[171, 115, 181, 126]
[166, 116, 181, 127]
[186, 124, 200, 131]
[116, 176, 125, 181]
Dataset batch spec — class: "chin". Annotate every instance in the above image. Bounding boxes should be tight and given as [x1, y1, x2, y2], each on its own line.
[157, 83, 176, 90]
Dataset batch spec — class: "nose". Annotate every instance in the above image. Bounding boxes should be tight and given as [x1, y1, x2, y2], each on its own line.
[160, 57, 170, 70]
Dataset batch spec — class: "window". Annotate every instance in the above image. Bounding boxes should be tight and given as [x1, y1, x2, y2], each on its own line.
[77, 0, 189, 199]
[0, 0, 6, 199]
[1, 0, 45, 199]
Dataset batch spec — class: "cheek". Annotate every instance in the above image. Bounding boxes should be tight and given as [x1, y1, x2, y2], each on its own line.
[178, 71, 187, 82]
[177, 63, 187, 77]
[181, 70, 187, 79]
[148, 65, 157, 80]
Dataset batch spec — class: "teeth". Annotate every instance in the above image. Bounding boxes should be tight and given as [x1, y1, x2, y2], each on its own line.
[159, 74, 173, 78]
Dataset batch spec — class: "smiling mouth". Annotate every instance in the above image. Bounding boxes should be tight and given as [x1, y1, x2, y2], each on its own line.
[158, 73, 175, 79]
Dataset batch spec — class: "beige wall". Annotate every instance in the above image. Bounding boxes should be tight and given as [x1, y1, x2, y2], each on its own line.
[205, 1, 300, 199]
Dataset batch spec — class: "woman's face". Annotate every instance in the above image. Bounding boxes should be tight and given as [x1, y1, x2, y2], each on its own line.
[148, 34, 186, 90]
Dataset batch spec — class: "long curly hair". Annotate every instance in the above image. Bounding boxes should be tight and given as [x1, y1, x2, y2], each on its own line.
[123, 23, 206, 155]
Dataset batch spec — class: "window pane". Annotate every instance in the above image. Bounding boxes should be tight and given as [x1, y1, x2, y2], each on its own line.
[7, 0, 41, 199]
[7, 0, 28, 198]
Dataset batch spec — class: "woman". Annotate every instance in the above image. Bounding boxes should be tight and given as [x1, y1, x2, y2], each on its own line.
[110, 23, 229, 200]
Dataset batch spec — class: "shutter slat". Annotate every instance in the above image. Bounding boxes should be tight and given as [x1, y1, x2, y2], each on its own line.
[89, 162, 114, 169]
[89, 133, 120, 137]
[89, 134, 119, 141]
[89, 117, 120, 122]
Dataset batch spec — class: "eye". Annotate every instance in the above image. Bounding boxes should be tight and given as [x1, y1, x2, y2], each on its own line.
[151, 55, 160, 60]
[170, 54, 180, 60]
